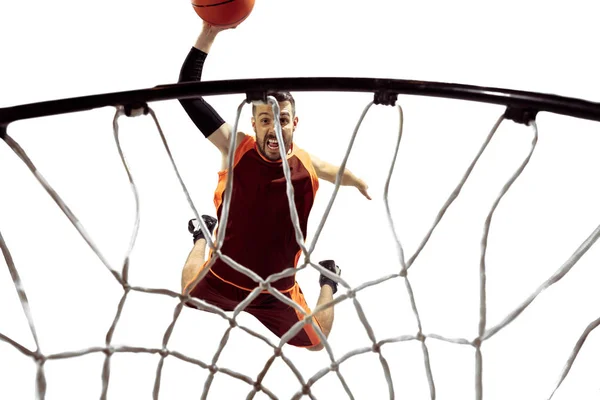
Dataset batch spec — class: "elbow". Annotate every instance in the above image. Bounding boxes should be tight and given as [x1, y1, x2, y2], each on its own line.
[178, 69, 195, 84]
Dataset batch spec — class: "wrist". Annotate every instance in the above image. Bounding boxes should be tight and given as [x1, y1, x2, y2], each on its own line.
[201, 23, 220, 38]
[195, 26, 219, 53]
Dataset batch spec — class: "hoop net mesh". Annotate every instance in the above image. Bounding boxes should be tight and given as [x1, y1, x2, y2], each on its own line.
[1, 92, 599, 400]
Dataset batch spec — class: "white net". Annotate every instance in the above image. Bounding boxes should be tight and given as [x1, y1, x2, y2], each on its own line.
[1, 90, 600, 400]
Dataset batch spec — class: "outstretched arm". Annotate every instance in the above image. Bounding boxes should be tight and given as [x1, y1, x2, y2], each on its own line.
[178, 23, 243, 161]
[310, 154, 372, 200]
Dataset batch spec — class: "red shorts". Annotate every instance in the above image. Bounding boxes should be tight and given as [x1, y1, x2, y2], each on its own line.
[186, 270, 321, 348]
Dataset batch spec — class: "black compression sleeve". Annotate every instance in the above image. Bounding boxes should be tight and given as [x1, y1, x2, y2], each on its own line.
[178, 47, 226, 139]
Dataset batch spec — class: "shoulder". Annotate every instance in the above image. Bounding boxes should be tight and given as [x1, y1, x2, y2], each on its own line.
[241, 133, 254, 144]
[237, 133, 255, 152]
[291, 143, 310, 162]
[208, 124, 249, 155]
[216, 132, 255, 172]
[229, 133, 255, 168]
[293, 145, 319, 176]
[292, 143, 323, 168]
[226, 132, 254, 156]
[292, 145, 320, 194]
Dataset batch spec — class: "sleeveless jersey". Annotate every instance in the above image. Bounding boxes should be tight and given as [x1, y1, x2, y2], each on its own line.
[209, 135, 319, 291]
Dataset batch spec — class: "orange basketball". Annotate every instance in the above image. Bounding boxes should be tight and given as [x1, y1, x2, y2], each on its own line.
[192, 0, 255, 28]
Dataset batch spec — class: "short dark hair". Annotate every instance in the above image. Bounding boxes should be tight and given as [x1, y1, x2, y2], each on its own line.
[252, 91, 296, 116]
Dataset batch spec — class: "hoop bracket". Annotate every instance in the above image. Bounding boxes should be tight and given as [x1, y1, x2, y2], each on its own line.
[123, 102, 149, 117]
[504, 106, 538, 125]
[374, 90, 398, 106]
[246, 91, 268, 105]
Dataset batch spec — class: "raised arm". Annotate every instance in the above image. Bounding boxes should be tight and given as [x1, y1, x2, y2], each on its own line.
[310, 154, 372, 200]
[178, 23, 243, 161]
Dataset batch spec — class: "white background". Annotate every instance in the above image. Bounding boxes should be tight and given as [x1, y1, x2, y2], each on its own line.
[1, 0, 600, 399]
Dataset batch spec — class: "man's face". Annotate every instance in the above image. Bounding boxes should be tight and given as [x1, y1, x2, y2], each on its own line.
[251, 101, 298, 161]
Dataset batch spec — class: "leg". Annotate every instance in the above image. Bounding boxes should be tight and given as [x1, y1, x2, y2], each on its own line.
[181, 215, 217, 293]
[242, 261, 341, 351]
[249, 286, 323, 350]
[181, 238, 207, 292]
[185, 267, 238, 313]
[308, 260, 341, 352]
[308, 285, 334, 351]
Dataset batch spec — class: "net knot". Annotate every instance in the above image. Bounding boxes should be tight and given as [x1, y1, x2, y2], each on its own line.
[259, 281, 270, 291]
[273, 347, 283, 357]
[103, 347, 115, 356]
[302, 384, 311, 395]
[330, 361, 339, 372]
[208, 364, 218, 374]
[159, 349, 169, 358]
[347, 289, 356, 299]
[416, 332, 425, 342]
[399, 268, 408, 278]
[372, 342, 381, 353]
[33, 351, 45, 363]
[253, 381, 263, 392]
[229, 319, 237, 328]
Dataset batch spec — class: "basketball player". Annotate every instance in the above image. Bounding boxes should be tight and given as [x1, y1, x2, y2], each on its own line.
[178, 22, 371, 351]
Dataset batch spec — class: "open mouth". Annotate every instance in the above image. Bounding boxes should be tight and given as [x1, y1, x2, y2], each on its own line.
[266, 138, 279, 151]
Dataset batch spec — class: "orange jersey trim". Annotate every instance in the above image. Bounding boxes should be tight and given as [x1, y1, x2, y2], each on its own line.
[293, 147, 319, 199]
[214, 135, 318, 211]
[252, 140, 318, 198]
[254, 142, 295, 163]
[213, 134, 255, 212]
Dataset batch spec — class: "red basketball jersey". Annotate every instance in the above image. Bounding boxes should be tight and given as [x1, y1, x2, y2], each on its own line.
[209, 135, 319, 291]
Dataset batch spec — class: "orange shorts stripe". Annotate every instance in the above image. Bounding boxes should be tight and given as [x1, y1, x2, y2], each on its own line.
[209, 269, 296, 293]
[187, 272, 321, 348]
[184, 251, 299, 295]
[289, 283, 322, 348]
